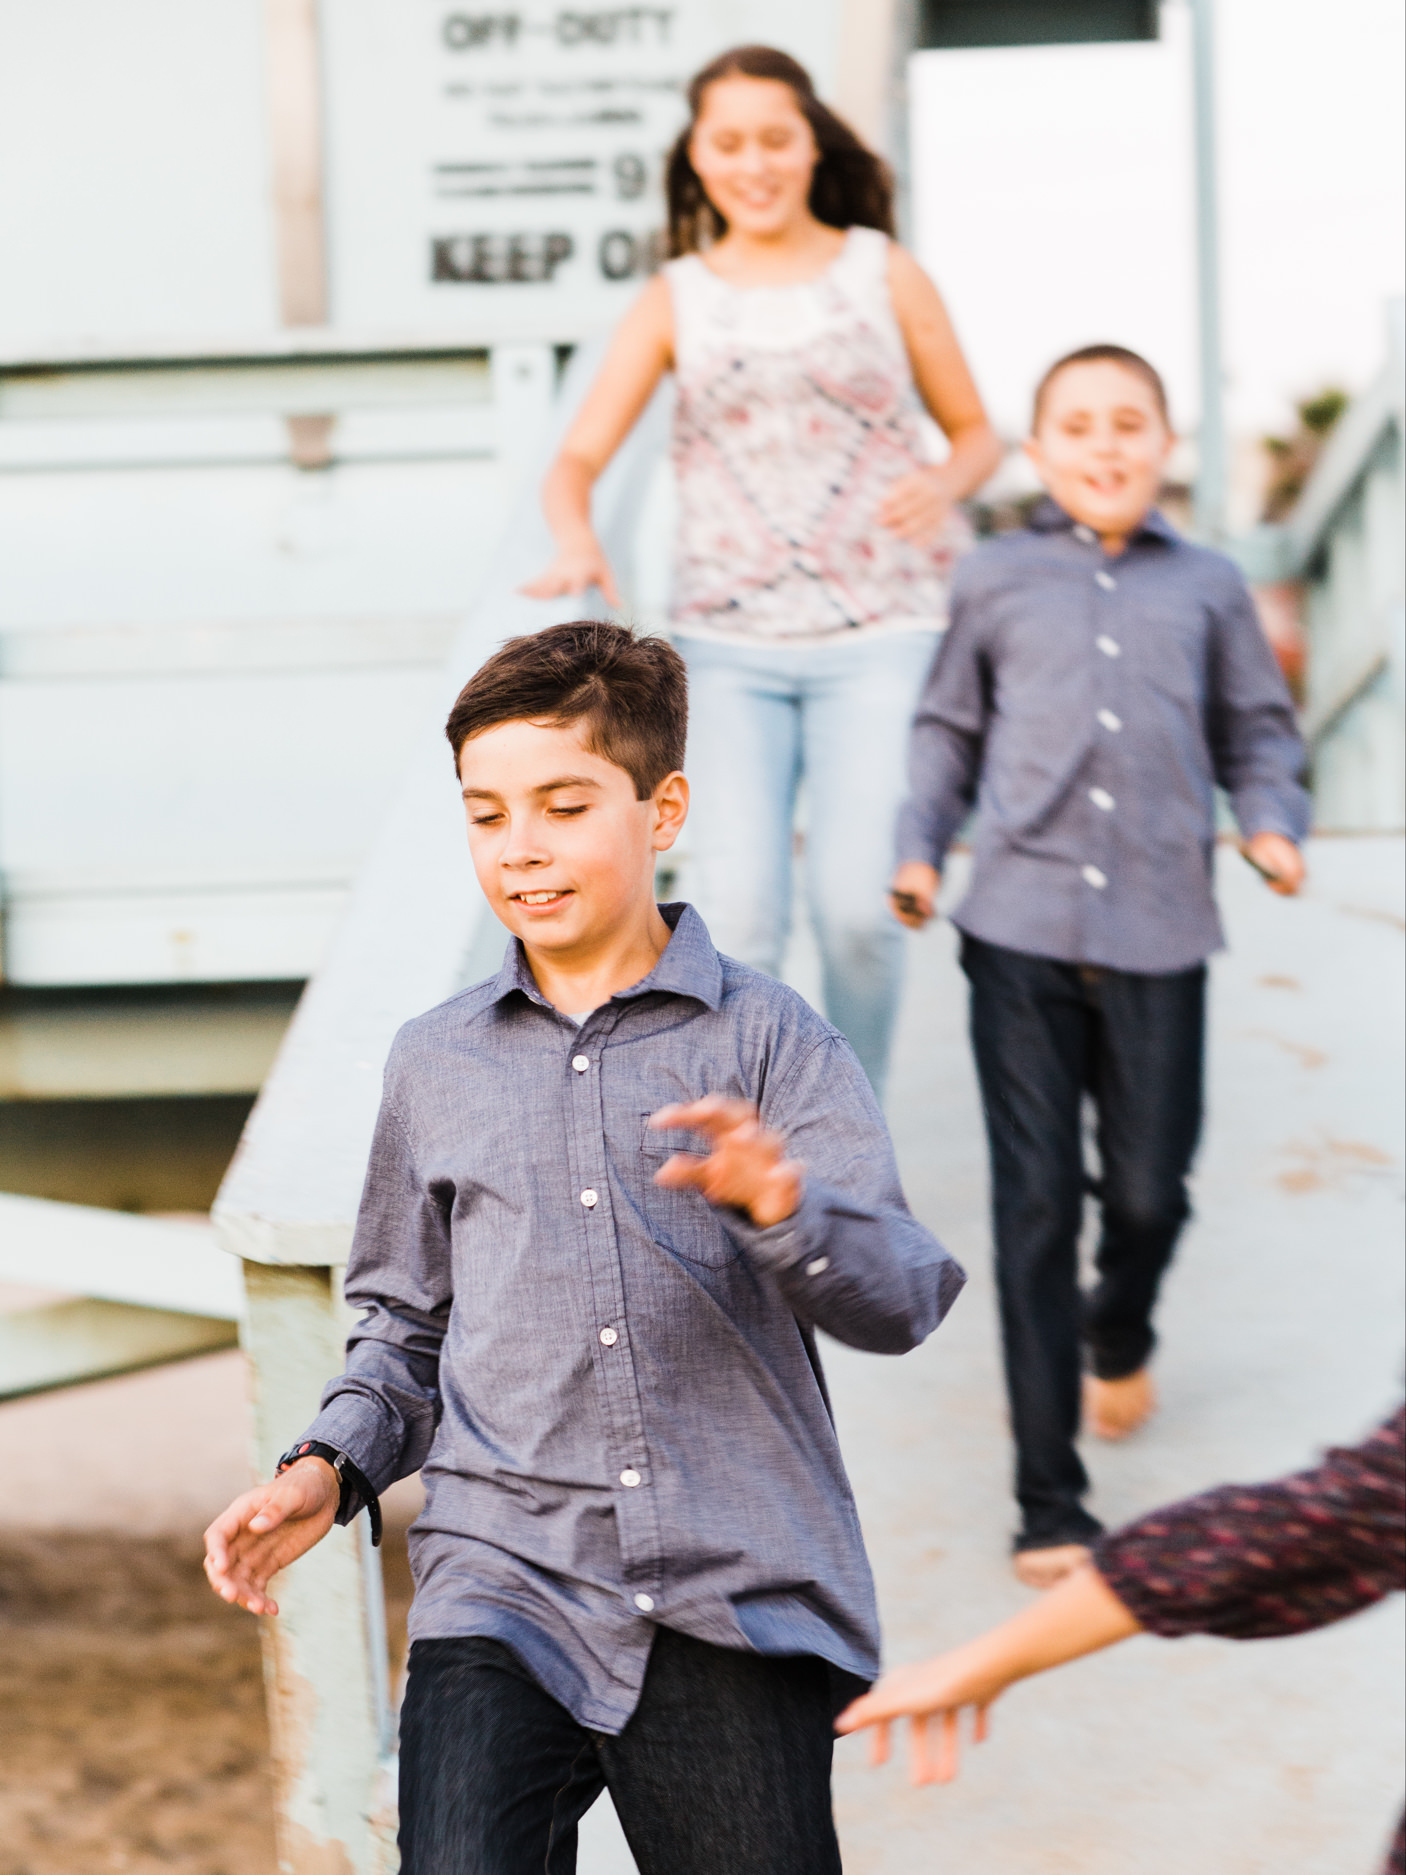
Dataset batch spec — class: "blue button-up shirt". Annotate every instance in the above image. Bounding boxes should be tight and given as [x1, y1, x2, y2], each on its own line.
[895, 501, 1310, 973]
[302, 905, 963, 1732]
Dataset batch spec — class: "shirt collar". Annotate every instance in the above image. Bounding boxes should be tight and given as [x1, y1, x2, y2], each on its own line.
[1027, 495, 1180, 546]
[488, 901, 724, 1016]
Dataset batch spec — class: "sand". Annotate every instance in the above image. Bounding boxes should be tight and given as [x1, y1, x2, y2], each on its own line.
[0, 1347, 416, 1875]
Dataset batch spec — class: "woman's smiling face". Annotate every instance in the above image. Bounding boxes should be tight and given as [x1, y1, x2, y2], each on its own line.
[689, 75, 820, 240]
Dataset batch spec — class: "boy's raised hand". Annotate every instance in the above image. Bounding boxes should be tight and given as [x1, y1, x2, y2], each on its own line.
[203, 1457, 340, 1617]
[648, 1097, 803, 1229]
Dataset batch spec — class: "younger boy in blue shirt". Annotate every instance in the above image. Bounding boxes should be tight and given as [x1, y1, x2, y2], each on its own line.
[891, 345, 1308, 1588]
[206, 621, 964, 1873]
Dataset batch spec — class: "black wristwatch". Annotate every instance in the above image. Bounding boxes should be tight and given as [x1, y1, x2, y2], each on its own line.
[276, 1439, 383, 1547]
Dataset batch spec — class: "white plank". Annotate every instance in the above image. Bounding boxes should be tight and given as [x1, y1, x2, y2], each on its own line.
[0, 614, 459, 680]
[0, 1297, 238, 1400]
[0, 985, 299, 1099]
[0, 1193, 244, 1319]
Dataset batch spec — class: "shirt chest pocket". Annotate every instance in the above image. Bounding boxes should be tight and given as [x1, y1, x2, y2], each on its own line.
[637, 1115, 740, 1269]
[1130, 602, 1209, 705]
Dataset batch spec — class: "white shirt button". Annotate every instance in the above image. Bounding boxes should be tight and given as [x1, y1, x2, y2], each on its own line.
[1082, 865, 1109, 889]
[1096, 634, 1121, 658]
[1095, 569, 1117, 590]
[1098, 709, 1123, 732]
[633, 1592, 655, 1612]
[572, 1055, 590, 1073]
[1073, 524, 1096, 544]
[599, 1327, 618, 1346]
[580, 1189, 598, 1209]
[1089, 788, 1115, 811]
[805, 1256, 830, 1276]
[619, 1468, 641, 1488]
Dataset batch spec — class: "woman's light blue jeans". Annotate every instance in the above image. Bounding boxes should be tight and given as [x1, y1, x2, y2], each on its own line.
[678, 629, 939, 1100]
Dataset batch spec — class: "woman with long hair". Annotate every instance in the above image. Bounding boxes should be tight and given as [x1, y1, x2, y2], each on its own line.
[526, 45, 1000, 1095]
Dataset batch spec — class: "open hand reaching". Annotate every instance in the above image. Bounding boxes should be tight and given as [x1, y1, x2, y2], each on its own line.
[834, 1562, 1142, 1785]
[834, 1646, 999, 1785]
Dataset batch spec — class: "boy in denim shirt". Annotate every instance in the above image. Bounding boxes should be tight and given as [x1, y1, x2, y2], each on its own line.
[891, 346, 1308, 1587]
[207, 621, 964, 1873]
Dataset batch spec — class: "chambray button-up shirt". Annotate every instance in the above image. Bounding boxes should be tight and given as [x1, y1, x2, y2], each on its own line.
[895, 500, 1310, 973]
[302, 905, 963, 1733]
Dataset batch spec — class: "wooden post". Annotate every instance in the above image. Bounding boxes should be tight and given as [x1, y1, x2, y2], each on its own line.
[240, 1261, 393, 1875]
[265, 0, 328, 328]
[834, 0, 902, 149]
[242, 12, 394, 1864]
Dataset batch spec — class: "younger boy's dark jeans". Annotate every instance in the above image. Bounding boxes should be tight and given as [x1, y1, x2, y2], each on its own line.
[397, 1627, 848, 1874]
[961, 934, 1206, 1551]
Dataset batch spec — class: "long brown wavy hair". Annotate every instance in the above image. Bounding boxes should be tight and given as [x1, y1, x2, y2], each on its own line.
[665, 45, 895, 258]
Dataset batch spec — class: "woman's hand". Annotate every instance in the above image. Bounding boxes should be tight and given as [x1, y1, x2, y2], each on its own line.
[525, 278, 673, 612]
[203, 1457, 340, 1617]
[876, 468, 955, 548]
[521, 534, 621, 609]
[890, 861, 940, 930]
[835, 1563, 1143, 1787]
[835, 1640, 1007, 1784]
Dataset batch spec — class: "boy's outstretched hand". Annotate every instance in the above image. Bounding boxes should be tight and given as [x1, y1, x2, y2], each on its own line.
[649, 1097, 803, 1229]
[203, 1457, 340, 1617]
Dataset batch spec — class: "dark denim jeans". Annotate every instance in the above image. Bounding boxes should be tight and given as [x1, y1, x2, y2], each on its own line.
[961, 935, 1206, 1550]
[397, 1628, 851, 1874]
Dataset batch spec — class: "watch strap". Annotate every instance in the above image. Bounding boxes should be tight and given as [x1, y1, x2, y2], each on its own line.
[276, 1439, 383, 1547]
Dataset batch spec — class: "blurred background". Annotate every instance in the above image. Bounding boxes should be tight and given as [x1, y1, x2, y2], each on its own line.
[0, 4, 1400, 1873]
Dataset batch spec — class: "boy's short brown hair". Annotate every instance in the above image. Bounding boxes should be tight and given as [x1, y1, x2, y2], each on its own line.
[445, 620, 687, 799]
[1032, 344, 1171, 432]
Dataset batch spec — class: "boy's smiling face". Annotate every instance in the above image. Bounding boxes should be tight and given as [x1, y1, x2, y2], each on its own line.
[1024, 360, 1175, 549]
[458, 716, 687, 963]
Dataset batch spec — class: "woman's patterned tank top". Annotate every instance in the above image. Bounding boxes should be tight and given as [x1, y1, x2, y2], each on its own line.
[665, 226, 966, 641]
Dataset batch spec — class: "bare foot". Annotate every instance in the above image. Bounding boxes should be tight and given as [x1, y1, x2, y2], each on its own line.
[1012, 1543, 1091, 1590]
[1086, 1369, 1156, 1441]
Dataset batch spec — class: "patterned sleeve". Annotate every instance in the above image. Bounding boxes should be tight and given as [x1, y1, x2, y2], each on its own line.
[1093, 1407, 1406, 1641]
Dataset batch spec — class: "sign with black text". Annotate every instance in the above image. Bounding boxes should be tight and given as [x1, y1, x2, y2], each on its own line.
[322, 1, 841, 339]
